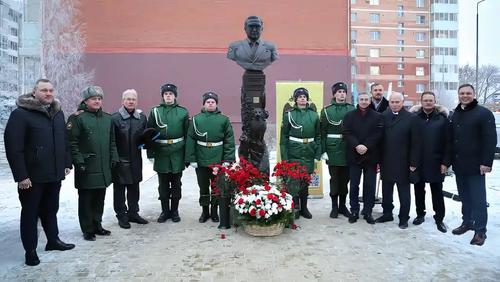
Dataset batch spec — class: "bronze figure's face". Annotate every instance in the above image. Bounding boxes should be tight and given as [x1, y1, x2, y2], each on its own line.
[244, 16, 263, 42]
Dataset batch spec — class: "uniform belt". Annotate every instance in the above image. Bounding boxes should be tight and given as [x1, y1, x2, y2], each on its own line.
[197, 140, 223, 147]
[289, 137, 314, 144]
[155, 137, 184, 144]
[327, 134, 343, 139]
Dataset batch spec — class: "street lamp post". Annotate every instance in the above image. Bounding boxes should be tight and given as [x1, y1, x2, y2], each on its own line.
[476, 0, 486, 90]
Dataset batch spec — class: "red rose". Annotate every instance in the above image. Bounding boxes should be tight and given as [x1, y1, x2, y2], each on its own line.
[291, 224, 298, 230]
[238, 198, 244, 205]
[267, 194, 273, 200]
[255, 199, 262, 205]
[258, 209, 266, 217]
[291, 202, 295, 209]
[249, 208, 256, 216]
[264, 184, 271, 191]
[252, 189, 257, 194]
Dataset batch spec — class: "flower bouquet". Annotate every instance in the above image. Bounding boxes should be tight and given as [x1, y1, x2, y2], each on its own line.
[233, 184, 294, 236]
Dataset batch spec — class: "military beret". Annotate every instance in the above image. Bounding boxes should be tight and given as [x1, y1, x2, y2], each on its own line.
[331, 82, 348, 95]
[161, 83, 177, 97]
[81, 85, 104, 101]
[293, 87, 309, 101]
[202, 91, 219, 104]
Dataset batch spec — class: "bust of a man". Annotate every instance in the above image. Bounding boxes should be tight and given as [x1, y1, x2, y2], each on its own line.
[227, 16, 279, 71]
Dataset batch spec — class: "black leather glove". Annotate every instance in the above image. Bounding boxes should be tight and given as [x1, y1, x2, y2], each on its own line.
[77, 164, 86, 172]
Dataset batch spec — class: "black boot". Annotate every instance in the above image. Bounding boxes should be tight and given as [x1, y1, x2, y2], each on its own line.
[199, 206, 210, 223]
[157, 200, 171, 223]
[128, 213, 149, 224]
[211, 204, 219, 222]
[45, 238, 75, 251]
[330, 195, 339, 218]
[25, 250, 40, 266]
[293, 196, 300, 219]
[117, 214, 131, 229]
[170, 199, 181, 222]
[299, 195, 312, 219]
[218, 197, 231, 229]
[338, 194, 351, 218]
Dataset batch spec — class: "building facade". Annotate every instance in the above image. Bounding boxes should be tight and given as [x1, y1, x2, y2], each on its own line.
[350, 0, 431, 105]
[0, 0, 21, 95]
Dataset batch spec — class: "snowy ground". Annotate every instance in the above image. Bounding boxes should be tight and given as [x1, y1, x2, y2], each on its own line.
[0, 154, 499, 281]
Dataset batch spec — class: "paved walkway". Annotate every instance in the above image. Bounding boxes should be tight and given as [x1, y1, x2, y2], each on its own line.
[0, 159, 499, 281]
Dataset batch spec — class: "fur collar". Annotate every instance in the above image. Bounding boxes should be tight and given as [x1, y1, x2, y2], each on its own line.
[16, 93, 61, 118]
[118, 106, 142, 119]
[409, 104, 449, 117]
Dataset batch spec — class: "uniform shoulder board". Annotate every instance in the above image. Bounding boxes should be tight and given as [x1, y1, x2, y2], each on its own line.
[283, 102, 294, 113]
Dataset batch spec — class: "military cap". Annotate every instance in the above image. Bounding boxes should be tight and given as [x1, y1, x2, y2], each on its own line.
[293, 87, 309, 101]
[161, 83, 178, 97]
[81, 85, 104, 101]
[331, 82, 348, 96]
[202, 91, 219, 104]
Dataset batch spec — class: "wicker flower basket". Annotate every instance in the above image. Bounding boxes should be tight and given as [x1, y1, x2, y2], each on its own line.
[243, 223, 285, 237]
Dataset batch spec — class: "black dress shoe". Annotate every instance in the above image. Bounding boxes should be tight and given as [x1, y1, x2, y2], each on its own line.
[199, 210, 210, 223]
[95, 227, 111, 236]
[25, 250, 40, 266]
[364, 214, 375, 225]
[338, 206, 351, 218]
[375, 214, 394, 223]
[117, 215, 131, 229]
[45, 238, 75, 251]
[413, 216, 425, 225]
[399, 221, 409, 229]
[83, 233, 96, 241]
[470, 232, 487, 246]
[157, 212, 171, 223]
[452, 223, 473, 235]
[128, 213, 149, 224]
[348, 213, 359, 224]
[170, 211, 181, 223]
[436, 221, 447, 233]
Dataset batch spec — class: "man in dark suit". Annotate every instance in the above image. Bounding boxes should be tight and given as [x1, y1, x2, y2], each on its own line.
[450, 84, 496, 246]
[376, 92, 420, 229]
[4, 79, 75, 266]
[343, 92, 384, 224]
[368, 83, 389, 113]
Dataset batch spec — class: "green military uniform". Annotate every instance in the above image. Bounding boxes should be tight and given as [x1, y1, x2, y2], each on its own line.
[185, 107, 235, 217]
[147, 101, 189, 220]
[321, 99, 355, 218]
[67, 98, 118, 236]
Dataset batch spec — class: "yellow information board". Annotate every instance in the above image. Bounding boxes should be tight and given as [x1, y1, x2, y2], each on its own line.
[275, 81, 324, 198]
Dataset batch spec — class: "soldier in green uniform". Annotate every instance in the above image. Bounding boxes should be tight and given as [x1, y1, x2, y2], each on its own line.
[280, 87, 321, 219]
[147, 83, 189, 223]
[66, 86, 119, 241]
[185, 92, 236, 223]
[320, 82, 355, 219]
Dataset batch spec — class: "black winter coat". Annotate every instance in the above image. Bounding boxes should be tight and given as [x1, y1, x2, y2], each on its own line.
[369, 97, 389, 113]
[451, 100, 497, 175]
[4, 94, 71, 183]
[112, 107, 147, 184]
[380, 108, 420, 183]
[343, 107, 384, 166]
[410, 105, 452, 183]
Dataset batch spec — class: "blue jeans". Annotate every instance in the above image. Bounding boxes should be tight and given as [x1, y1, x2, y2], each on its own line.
[455, 174, 488, 233]
[349, 164, 377, 215]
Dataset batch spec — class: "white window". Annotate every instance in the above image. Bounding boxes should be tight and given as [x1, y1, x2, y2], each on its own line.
[351, 12, 357, 22]
[369, 48, 380, 57]
[398, 80, 404, 87]
[370, 13, 380, 24]
[370, 0, 380, 5]
[397, 6, 404, 17]
[351, 0, 356, 4]
[416, 49, 425, 58]
[416, 67, 425, 76]
[370, 31, 381, 40]
[416, 0, 425, 8]
[370, 66, 380, 75]
[416, 84, 425, 93]
[351, 48, 357, 57]
[416, 32, 425, 42]
[397, 63, 404, 70]
[351, 65, 357, 75]
[416, 15, 425, 24]
[351, 30, 357, 40]
[398, 23, 404, 35]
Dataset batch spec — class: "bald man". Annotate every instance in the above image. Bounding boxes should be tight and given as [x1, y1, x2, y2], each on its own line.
[376, 92, 420, 229]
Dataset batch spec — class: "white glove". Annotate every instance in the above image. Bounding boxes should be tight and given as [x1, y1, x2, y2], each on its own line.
[222, 162, 230, 167]
[190, 162, 198, 169]
[321, 153, 329, 161]
[148, 158, 154, 163]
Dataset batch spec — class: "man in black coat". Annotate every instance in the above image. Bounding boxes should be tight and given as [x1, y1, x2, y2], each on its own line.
[4, 79, 75, 266]
[368, 83, 389, 113]
[409, 92, 451, 233]
[343, 92, 384, 224]
[112, 89, 148, 228]
[450, 84, 497, 246]
[376, 92, 420, 229]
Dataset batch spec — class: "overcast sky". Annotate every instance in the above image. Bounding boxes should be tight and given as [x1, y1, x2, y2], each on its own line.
[459, 0, 500, 67]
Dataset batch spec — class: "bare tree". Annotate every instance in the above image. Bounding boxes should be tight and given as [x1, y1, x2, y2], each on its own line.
[42, 0, 94, 115]
[459, 64, 500, 105]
